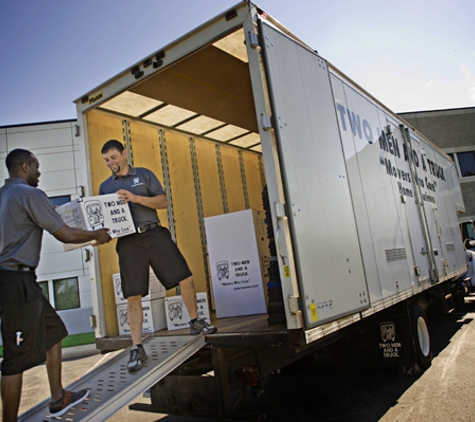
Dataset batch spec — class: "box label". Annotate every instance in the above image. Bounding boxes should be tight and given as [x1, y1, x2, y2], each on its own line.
[56, 193, 136, 250]
[165, 293, 210, 331]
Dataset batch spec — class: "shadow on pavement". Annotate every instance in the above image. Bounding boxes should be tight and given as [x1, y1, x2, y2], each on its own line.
[149, 299, 475, 422]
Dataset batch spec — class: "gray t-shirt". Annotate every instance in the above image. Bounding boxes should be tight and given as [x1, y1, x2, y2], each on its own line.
[0, 178, 66, 267]
[99, 166, 166, 227]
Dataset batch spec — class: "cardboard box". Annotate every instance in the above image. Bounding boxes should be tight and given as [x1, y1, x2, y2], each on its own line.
[113, 269, 166, 305]
[55, 193, 136, 251]
[117, 298, 166, 335]
[164, 292, 210, 331]
[204, 209, 270, 318]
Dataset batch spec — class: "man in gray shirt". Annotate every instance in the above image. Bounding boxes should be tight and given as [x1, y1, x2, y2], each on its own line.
[100, 140, 216, 373]
[0, 149, 111, 421]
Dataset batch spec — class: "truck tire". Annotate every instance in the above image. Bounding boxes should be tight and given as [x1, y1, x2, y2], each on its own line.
[410, 305, 433, 369]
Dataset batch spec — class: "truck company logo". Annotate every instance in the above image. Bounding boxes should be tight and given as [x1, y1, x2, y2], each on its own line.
[335, 102, 447, 205]
[379, 321, 402, 359]
[131, 177, 143, 187]
[380, 321, 396, 342]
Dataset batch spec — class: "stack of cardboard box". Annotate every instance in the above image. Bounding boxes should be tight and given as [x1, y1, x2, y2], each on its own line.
[114, 269, 167, 335]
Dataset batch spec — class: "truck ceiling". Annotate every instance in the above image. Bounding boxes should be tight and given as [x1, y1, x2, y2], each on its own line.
[96, 27, 261, 151]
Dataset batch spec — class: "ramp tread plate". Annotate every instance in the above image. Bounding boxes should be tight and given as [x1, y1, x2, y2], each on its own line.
[19, 334, 206, 422]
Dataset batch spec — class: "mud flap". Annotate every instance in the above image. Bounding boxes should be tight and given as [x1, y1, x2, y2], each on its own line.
[363, 308, 418, 372]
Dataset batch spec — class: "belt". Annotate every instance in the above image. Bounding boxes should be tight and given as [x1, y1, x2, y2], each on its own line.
[136, 223, 160, 234]
[0, 264, 36, 272]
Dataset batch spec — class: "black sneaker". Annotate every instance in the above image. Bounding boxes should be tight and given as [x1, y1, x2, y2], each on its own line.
[190, 318, 217, 335]
[127, 345, 147, 372]
[48, 389, 89, 417]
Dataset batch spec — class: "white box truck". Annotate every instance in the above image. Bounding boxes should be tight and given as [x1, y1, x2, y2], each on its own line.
[19, 2, 468, 421]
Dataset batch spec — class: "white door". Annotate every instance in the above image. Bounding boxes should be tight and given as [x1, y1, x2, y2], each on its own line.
[259, 21, 369, 328]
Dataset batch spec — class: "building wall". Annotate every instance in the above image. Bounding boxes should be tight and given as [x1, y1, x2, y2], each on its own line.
[0, 120, 93, 338]
[399, 107, 475, 222]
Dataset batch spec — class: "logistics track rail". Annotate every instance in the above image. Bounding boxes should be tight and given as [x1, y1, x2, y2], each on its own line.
[19, 334, 206, 422]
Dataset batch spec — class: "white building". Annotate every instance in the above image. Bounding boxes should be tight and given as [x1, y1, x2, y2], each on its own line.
[0, 119, 94, 337]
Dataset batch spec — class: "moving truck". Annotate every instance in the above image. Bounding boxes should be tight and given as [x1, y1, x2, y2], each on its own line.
[21, 1, 468, 420]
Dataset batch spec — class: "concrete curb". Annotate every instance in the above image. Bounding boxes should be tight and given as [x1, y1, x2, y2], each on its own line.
[62, 343, 101, 360]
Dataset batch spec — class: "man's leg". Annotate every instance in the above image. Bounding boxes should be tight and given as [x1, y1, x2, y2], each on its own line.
[126, 295, 148, 372]
[127, 295, 144, 345]
[1, 372, 23, 422]
[46, 341, 64, 402]
[179, 276, 198, 319]
[180, 276, 217, 334]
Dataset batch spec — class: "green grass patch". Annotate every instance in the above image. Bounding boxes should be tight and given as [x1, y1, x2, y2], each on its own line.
[0, 332, 95, 358]
[62, 332, 96, 348]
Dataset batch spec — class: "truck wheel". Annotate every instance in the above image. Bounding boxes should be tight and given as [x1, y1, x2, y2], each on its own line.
[410, 305, 433, 369]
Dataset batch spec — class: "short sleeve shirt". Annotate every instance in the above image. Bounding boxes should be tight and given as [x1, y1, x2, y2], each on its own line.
[99, 166, 166, 227]
[0, 178, 66, 267]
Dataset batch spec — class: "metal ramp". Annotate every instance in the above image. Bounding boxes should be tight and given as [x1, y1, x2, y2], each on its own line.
[19, 334, 206, 422]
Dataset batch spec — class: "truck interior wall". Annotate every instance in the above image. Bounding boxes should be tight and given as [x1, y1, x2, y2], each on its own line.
[86, 109, 266, 336]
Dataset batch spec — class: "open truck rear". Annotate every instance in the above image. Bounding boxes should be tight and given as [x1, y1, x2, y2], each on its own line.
[22, 1, 468, 420]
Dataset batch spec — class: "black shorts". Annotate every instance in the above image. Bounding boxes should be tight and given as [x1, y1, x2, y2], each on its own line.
[116, 225, 192, 298]
[0, 271, 68, 376]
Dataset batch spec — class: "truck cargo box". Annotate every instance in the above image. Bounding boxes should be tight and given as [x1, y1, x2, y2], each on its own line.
[31, 1, 467, 419]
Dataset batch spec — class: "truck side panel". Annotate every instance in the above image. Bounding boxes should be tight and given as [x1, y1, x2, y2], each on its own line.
[331, 79, 419, 302]
[330, 71, 466, 311]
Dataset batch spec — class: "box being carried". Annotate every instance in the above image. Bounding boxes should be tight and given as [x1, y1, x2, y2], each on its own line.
[55, 193, 136, 250]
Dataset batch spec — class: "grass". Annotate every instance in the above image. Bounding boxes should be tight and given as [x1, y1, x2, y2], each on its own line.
[0, 332, 96, 358]
[61, 332, 96, 348]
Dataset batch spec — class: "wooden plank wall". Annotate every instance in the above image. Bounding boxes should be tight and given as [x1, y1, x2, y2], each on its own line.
[87, 110, 265, 336]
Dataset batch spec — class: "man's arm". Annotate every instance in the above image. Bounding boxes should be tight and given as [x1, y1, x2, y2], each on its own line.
[116, 189, 168, 210]
[52, 226, 111, 244]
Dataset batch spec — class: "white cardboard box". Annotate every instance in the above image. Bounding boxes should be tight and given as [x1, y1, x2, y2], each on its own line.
[164, 293, 210, 331]
[113, 269, 166, 305]
[117, 298, 166, 335]
[204, 209, 270, 318]
[55, 193, 136, 251]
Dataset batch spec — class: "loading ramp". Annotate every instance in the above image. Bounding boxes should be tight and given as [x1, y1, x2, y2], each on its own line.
[18, 334, 206, 422]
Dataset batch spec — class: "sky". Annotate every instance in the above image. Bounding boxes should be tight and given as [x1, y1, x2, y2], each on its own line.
[1, 0, 474, 127]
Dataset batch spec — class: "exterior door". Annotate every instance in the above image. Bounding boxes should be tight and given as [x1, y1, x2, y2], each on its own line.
[259, 20, 369, 328]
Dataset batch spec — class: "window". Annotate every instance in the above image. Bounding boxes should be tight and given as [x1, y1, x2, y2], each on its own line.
[446, 151, 475, 179]
[38, 281, 49, 301]
[53, 277, 80, 310]
[35, 277, 81, 311]
[49, 195, 71, 207]
[457, 151, 475, 177]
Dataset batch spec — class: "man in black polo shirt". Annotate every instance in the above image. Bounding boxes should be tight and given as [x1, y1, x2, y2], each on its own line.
[0, 149, 111, 421]
[100, 140, 216, 373]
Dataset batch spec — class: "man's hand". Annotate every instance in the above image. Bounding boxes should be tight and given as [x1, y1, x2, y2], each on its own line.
[53, 226, 112, 245]
[116, 189, 168, 210]
[94, 228, 112, 244]
[117, 189, 137, 203]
